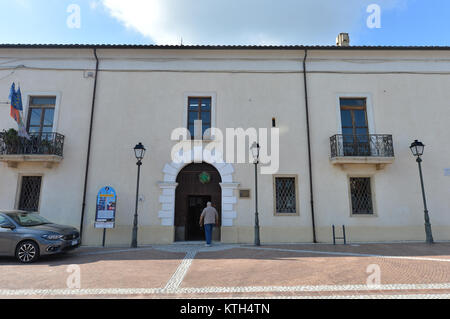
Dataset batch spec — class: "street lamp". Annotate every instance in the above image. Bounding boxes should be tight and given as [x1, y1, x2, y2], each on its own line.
[131, 142, 146, 248]
[410, 140, 434, 244]
[250, 142, 261, 246]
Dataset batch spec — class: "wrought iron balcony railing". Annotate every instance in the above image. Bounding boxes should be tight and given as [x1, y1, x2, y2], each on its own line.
[330, 134, 394, 158]
[0, 132, 65, 157]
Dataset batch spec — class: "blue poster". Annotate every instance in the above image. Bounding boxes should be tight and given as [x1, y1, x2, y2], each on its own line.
[95, 186, 117, 229]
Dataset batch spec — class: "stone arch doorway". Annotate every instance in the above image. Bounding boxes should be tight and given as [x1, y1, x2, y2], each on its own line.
[174, 162, 222, 242]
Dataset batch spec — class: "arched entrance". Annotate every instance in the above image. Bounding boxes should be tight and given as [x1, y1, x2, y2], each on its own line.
[174, 162, 222, 241]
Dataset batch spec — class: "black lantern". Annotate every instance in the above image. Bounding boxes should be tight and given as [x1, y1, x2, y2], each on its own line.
[410, 140, 424, 157]
[134, 143, 146, 162]
[250, 142, 260, 164]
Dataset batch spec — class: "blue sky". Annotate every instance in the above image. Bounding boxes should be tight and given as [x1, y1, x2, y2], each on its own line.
[1, 0, 449, 46]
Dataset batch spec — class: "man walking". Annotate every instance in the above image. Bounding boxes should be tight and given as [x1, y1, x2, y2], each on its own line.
[199, 202, 219, 247]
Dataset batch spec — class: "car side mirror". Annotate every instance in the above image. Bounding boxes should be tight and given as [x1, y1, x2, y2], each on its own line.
[0, 223, 16, 230]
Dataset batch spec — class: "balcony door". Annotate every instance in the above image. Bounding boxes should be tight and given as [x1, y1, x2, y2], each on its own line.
[24, 97, 57, 155]
[340, 98, 370, 156]
[27, 97, 56, 135]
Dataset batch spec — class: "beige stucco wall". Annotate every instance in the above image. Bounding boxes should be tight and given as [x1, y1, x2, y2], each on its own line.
[306, 51, 450, 242]
[81, 68, 314, 246]
[0, 48, 449, 246]
[0, 49, 96, 229]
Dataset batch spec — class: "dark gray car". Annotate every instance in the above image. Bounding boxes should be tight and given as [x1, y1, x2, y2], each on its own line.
[0, 211, 80, 263]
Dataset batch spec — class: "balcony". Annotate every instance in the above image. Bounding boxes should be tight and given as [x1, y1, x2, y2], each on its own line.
[330, 134, 394, 169]
[0, 132, 65, 168]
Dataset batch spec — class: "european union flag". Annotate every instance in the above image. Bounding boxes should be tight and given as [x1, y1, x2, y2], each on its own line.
[11, 84, 23, 112]
[8, 82, 15, 101]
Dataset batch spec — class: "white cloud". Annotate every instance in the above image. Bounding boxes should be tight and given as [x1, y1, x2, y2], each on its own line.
[14, 0, 32, 9]
[99, 0, 407, 45]
[89, 1, 101, 10]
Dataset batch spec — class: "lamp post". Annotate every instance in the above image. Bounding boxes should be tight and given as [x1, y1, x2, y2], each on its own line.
[250, 142, 261, 246]
[131, 142, 146, 248]
[410, 140, 434, 244]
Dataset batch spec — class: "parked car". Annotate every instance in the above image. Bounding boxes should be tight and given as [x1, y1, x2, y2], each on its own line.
[0, 211, 80, 263]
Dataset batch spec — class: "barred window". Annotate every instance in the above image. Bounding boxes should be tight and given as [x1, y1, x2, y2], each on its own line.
[274, 176, 298, 215]
[18, 176, 42, 212]
[350, 177, 373, 215]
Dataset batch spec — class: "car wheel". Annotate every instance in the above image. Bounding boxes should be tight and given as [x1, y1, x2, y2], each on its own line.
[16, 241, 40, 263]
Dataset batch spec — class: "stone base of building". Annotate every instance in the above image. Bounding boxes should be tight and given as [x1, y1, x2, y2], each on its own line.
[80, 225, 450, 247]
[221, 226, 314, 244]
[315, 226, 450, 243]
[82, 225, 175, 247]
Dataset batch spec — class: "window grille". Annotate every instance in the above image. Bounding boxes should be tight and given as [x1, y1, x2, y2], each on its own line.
[350, 177, 373, 214]
[275, 177, 297, 214]
[18, 176, 42, 212]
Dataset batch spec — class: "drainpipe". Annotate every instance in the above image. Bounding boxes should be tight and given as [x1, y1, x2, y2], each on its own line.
[79, 48, 99, 243]
[303, 49, 317, 243]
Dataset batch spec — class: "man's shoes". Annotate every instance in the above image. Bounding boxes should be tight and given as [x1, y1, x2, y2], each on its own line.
[205, 244, 212, 247]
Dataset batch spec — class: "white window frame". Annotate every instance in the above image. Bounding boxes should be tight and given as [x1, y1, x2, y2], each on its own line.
[22, 92, 62, 133]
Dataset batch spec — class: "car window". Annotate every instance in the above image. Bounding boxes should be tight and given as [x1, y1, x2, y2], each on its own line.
[0, 215, 6, 224]
[6, 213, 50, 227]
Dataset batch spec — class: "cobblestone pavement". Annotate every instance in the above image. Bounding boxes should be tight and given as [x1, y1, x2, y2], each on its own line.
[0, 242, 449, 299]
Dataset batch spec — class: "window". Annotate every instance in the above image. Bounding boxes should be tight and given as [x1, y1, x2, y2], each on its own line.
[349, 177, 374, 215]
[340, 98, 370, 156]
[274, 175, 298, 215]
[27, 96, 56, 134]
[187, 97, 211, 139]
[18, 176, 42, 212]
[6, 213, 50, 227]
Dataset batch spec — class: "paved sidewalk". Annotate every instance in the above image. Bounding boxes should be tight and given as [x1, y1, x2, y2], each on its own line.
[0, 243, 449, 299]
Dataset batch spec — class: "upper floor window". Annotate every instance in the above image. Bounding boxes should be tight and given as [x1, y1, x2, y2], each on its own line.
[340, 98, 370, 156]
[187, 97, 211, 139]
[27, 96, 56, 134]
[340, 98, 368, 136]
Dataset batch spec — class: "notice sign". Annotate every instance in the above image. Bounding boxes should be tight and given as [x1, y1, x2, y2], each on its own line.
[95, 186, 117, 229]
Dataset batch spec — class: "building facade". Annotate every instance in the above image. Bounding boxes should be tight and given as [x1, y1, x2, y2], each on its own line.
[0, 44, 449, 246]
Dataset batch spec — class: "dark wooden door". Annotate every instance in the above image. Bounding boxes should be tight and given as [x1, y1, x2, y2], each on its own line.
[175, 163, 222, 242]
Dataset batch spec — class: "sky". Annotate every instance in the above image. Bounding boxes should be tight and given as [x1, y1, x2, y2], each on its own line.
[0, 0, 450, 46]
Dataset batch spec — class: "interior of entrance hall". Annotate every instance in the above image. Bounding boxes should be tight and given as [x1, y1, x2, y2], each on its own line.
[175, 163, 222, 242]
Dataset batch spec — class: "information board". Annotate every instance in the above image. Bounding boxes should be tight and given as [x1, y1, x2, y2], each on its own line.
[95, 186, 117, 229]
